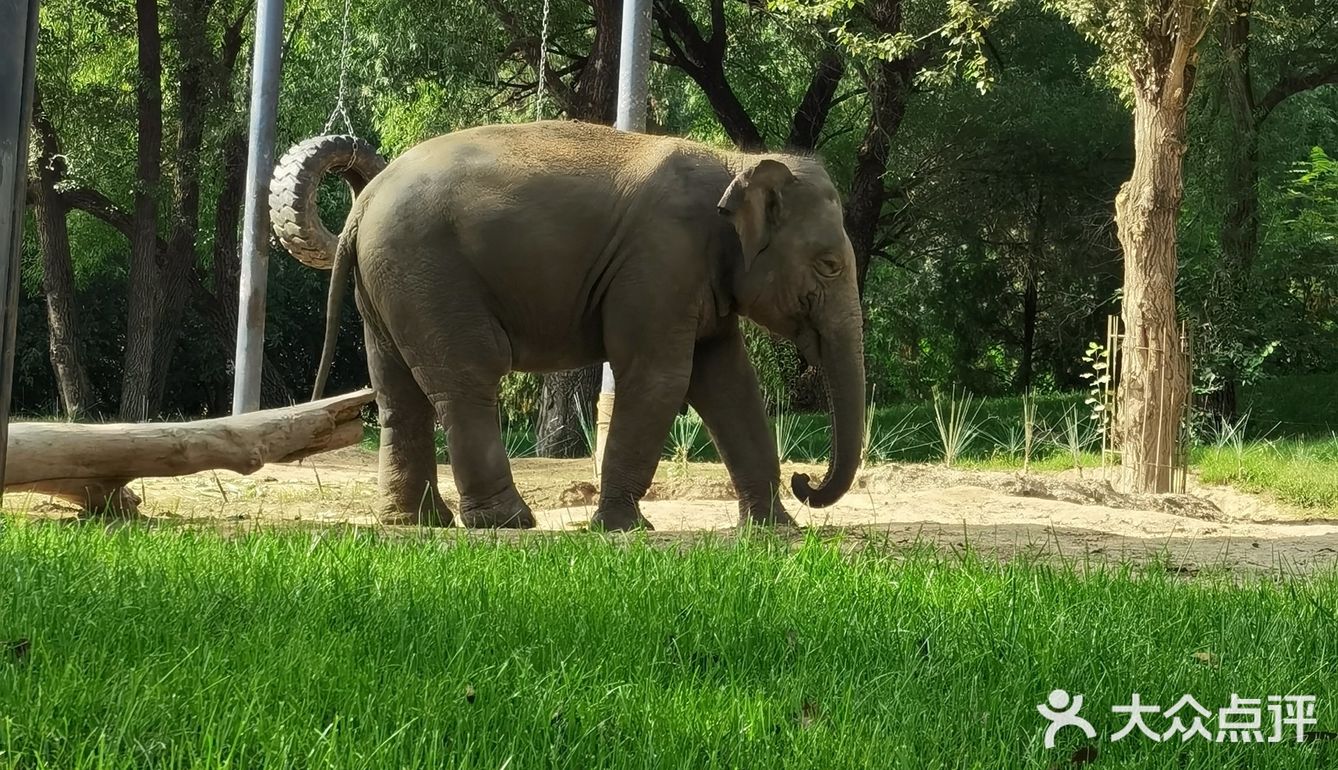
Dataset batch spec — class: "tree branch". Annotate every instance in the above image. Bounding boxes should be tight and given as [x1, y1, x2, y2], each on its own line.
[1256, 61, 1338, 122]
[62, 187, 170, 255]
[653, 0, 765, 150]
[487, 0, 578, 114]
[787, 47, 845, 150]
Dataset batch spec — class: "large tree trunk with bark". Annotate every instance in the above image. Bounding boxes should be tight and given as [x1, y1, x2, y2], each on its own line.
[535, 366, 601, 457]
[149, 0, 220, 412]
[1113, 82, 1192, 494]
[842, 0, 915, 293]
[121, 0, 165, 421]
[1203, 2, 1259, 421]
[4, 389, 374, 512]
[30, 95, 97, 418]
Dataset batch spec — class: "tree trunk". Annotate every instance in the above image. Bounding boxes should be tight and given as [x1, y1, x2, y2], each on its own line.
[653, 0, 766, 151]
[1203, 1, 1258, 422]
[30, 95, 97, 418]
[4, 389, 374, 512]
[1113, 85, 1191, 494]
[535, 365, 601, 457]
[788, 49, 845, 151]
[571, 0, 620, 123]
[842, 0, 914, 293]
[148, 0, 214, 413]
[121, 0, 165, 421]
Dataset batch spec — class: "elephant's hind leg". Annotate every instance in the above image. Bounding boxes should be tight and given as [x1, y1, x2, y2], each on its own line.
[366, 324, 453, 526]
[434, 385, 535, 529]
[410, 351, 535, 530]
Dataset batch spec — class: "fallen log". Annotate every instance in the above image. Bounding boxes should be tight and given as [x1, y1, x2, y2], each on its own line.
[2, 389, 375, 513]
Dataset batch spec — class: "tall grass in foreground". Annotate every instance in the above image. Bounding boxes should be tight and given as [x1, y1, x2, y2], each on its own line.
[2, 524, 1335, 769]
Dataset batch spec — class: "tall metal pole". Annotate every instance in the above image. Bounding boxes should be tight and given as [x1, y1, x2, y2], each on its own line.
[232, 0, 286, 414]
[0, 0, 42, 496]
[594, 0, 652, 474]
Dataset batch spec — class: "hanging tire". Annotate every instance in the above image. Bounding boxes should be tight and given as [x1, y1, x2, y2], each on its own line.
[268, 134, 387, 270]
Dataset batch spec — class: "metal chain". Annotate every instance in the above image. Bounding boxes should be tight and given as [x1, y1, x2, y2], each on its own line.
[322, 0, 355, 135]
[535, 0, 551, 121]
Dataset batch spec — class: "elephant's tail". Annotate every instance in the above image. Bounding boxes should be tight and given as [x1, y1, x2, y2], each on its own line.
[311, 211, 360, 401]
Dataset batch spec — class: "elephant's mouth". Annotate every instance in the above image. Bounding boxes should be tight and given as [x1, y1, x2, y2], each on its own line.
[794, 325, 821, 368]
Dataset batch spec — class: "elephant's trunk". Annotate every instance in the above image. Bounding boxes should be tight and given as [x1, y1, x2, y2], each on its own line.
[791, 312, 866, 509]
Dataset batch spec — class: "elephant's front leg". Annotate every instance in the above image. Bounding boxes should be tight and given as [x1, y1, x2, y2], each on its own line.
[592, 361, 693, 532]
[686, 327, 796, 527]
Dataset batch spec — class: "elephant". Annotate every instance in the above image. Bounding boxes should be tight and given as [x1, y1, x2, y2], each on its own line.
[297, 120, 866, 531]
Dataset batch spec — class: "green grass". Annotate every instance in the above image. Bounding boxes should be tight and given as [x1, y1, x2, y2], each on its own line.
[1197, 438, 1338, 515]
[2, 524, 1337, 768]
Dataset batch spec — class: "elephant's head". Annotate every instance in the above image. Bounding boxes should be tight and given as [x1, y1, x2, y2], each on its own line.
[717, 157, 866, 509]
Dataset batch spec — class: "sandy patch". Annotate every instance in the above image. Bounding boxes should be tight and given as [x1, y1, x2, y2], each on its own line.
[7, 449, 1338, 574]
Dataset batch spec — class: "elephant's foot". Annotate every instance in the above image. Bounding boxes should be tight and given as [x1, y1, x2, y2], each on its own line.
[461, 488, 536, 529]
[590, 500, 654, 532]
[739, 497, 798, 529]
[378, 486, 454, 527]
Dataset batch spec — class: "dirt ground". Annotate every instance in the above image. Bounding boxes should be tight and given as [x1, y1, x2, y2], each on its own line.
[10, 448, 1338, 574]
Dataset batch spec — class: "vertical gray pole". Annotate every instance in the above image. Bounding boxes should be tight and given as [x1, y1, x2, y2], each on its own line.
[232, 0, 286, 414]
[0, 0, 42, 495]
[613, 0, 652, 135]
[594, 0, 652, 473]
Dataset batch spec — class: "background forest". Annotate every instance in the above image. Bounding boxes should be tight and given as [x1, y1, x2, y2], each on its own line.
[13, 0, 1338, 443]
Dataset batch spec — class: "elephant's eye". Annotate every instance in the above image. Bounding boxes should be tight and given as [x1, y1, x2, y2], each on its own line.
[815, 254, 843, 279]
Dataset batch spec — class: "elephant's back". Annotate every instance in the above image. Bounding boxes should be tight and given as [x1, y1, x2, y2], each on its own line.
[384, 120, 680, 184]
[359, 121, 721, 252]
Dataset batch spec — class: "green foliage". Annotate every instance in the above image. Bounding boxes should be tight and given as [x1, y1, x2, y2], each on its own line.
[1285, 146, 1338, 245]
[667, 406, 706, 474]
[771, 0, 1018, 92]
[743, 323, 805, 412]
[497, 372, 542, 427]
[11, 0, 1336, 430]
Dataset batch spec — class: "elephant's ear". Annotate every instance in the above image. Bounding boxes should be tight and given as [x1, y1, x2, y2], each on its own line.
[717, 158, 797, 270]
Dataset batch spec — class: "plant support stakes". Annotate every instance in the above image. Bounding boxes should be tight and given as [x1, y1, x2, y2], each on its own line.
[0, 0, 42, 494]
[232, 0, 286, 415]
[594, 0, 653, 474]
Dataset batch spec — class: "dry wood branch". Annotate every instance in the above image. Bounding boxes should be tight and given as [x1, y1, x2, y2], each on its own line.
[3, 390, 375, 512]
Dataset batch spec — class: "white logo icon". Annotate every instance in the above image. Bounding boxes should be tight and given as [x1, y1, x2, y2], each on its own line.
[1037, 689, 1097, 749]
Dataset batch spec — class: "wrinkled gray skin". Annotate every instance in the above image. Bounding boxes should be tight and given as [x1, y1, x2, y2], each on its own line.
[313, 120, 865, 531]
